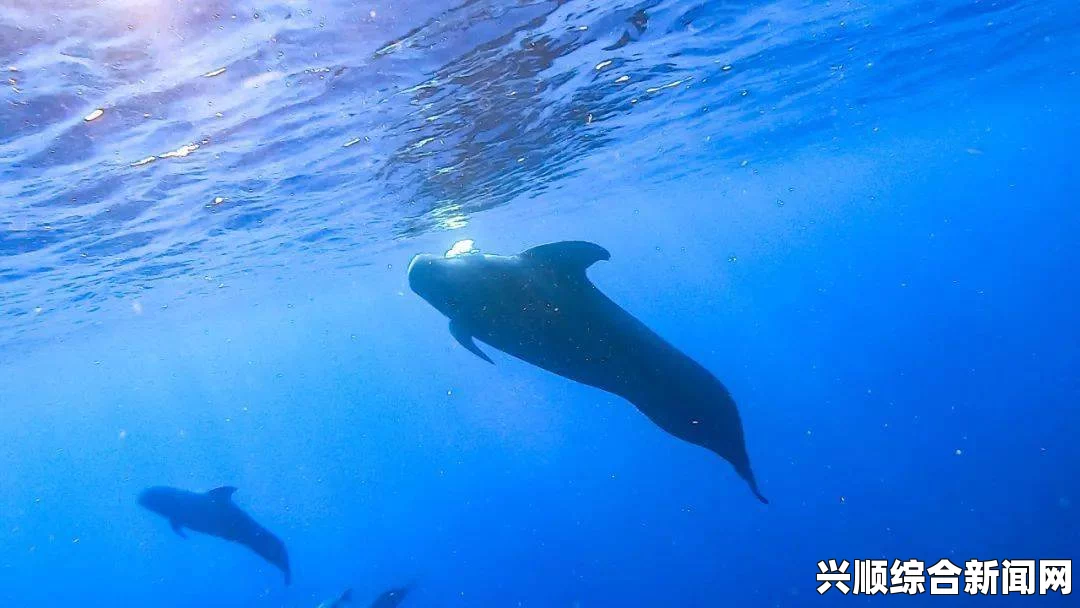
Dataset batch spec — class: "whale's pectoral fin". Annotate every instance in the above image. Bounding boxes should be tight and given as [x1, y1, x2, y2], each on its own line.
[450, 321, 494, 364]
[170, 519, 188, 539]
[206, 486, 237, 502]
[522, 241, 610, 277]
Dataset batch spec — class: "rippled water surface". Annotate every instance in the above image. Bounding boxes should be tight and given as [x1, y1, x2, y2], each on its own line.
[3, 0, 1075, 346]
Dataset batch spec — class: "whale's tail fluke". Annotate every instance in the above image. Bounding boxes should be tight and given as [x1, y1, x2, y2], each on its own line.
[750, 483, 769, 505]
[736, 462, 769, 504]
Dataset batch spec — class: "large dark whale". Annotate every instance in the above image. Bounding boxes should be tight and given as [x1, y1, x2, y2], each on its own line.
[407, 240, 767, 503]
[138, 485, 292, 584]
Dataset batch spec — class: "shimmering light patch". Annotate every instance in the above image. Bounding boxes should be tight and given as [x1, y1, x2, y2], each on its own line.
[410, 136, 436, 150]
[343, 137, 361, 147]
[645, 79, 687, 94]
[203, 67, 227, 78]
[212, 197, 225, 205]
[615, 75, 630, 83]
[400, 79, 439, 94]
[242, 72, 283, 89]
[132, 142, 202, 167]
[445, 239, 477, 258]
[595, 60, 612, 70]
[159, 143, 200, 159]
[440, 215, 468, 230]
[84, 109, 104, 122]
[375, 41, 403, 56]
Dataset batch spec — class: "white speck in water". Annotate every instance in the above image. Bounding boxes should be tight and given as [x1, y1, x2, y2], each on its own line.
[203, 67, 226, 78]
[595, 60, 612, 70]
[343, 137, 361, 147]
[84, 108, 104, 122]
[118, 430, 127, 440]
[615, 75, 629, 83]
[955, 449, 963, 456]
[213, 197, 225, 205]
[370, 10, 376, 19]
[131, 301, 143, 315]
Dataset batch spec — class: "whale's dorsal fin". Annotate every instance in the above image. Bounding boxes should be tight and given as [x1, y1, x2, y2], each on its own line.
[521, 241, 610, 277]
[206, 486, 237, 502]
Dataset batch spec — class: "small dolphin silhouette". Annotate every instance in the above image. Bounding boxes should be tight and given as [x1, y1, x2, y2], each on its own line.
[317, 588, 353, 608]
[369, 586, 411, 608]
[138, 485, 291, 584]
[407, 241, 768, 503]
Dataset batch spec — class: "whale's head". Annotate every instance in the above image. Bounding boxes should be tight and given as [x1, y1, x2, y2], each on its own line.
[137, 486, 178, 516]
[407, 240, 506, 318]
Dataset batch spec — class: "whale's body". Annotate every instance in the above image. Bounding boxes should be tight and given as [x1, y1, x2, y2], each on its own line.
[138, 485, 291, 584]
[407, 241, 767, 503]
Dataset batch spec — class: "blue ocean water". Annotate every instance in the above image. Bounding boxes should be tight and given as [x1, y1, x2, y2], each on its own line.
[1, 0, 1078, 605]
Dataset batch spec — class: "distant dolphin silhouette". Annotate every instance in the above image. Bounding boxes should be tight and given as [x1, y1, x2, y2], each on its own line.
[407, 240, 767, 503]
[369, 586, 411, 608]
[138, 485, 292, 584]
[317, 588, 353, 608]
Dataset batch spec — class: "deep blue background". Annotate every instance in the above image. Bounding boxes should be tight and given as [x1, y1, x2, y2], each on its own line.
[1, 1, 1077, 606]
